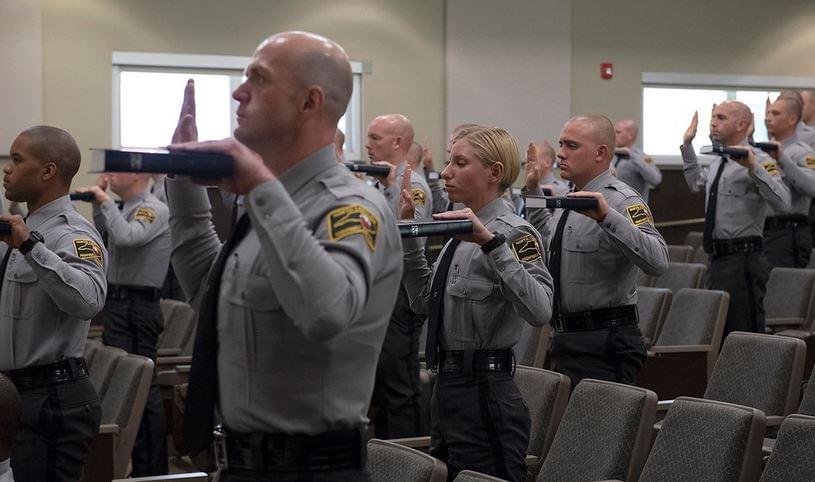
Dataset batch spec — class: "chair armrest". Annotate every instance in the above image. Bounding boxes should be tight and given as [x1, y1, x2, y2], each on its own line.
[98, 423, 120, 434]
[766, 415, 785, 427]
[156, 355, 193, 368]
[657, 399, 675, 412]
[177, 365, 190, 373]
[112, 473, 209, 482]
[388, 436, 431, 449]
[525, 454, 540, 467]
[157, 369, 189, 387]
[157, 348, 182, 357]
[649, 344, 712, 354]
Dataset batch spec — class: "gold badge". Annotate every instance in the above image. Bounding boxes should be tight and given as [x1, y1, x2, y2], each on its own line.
[73, 239, 103, 267]
[627, 203, 652, 227]
[645, 156, 655, 165]
[806, 156, 815, 169]
[411, 188, 426, 207]
[134, 207, 156, 224]
[327, 204, 379, 251]
[511, 234, 542, 263]
[762, 160, 779, 176]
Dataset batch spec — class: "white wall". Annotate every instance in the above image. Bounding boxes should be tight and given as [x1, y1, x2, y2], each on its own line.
[446, 0, 571, 162]
[0, 0, 43, 153]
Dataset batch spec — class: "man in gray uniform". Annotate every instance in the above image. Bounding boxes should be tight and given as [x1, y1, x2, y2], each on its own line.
[782, 90, 815, 151]
[526, 115, 669, 387]
[79, 172, 171, 475]
[169, 32, 402, 481]
[524, 141, 570, 197]
[0, 126, 108, 481]
[681, 102, 790, 337]
[612, 119, 662, 203]
[763, 96, 815, 268]
[366, 113, 432, 438]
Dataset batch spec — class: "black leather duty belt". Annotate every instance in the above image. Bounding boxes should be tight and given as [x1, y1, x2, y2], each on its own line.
[107, 284, 161, 301]
[554, 304, 638, 333]
[708, 236, 763, 258]
[764, 215, 809, 231]
[214, 425, 366, 476]
[2, 357, 89, 390]
[437, 349, 514, 374]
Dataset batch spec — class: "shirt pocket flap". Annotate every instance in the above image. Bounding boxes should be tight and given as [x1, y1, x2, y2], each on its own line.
[221, 271, 281, 312]
[447, 277, 495, 301]
[722, 181, 751, 196]
[7, 266, 37, 283]
[563, 233, 600, 253]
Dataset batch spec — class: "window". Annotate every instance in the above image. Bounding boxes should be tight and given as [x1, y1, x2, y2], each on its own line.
[112, 52, 366, 159]
[642, 72, 815, 159]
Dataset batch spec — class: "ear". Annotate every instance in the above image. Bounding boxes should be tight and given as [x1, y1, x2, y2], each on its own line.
[41, 161, 58, 182]
[488, 161, 504, 185]
[301, 86, 325, 114]
[596, 144, 609, 163]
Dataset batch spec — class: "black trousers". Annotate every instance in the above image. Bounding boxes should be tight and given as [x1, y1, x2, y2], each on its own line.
[100, 296, 168, 476]
[550, 324, 647, 389]
[707, 250, 769, 338]
[371, 286, 423, 438]
[11, 376, 101, 482]
[431, 371, 530, 482]
[764, 224, 812, 268]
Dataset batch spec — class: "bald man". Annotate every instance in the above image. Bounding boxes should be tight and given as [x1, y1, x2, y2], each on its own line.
[612, 119, 662, 203]
[763, 96, 815, 268]
[168, 31, 402, 480]
[780, 90, 815, 151]
[406, 141, 424, 173]
[523, 140, 570, 198]
[365, 114, 432, 439]
[1, 126, 108, 481]
[526, 115, 668, 387]
[682, 101, 790, 337]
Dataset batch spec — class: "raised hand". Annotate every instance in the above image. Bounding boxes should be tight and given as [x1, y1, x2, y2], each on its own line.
[422, 137, 434, 172]
[525, 142, 543, 191]
[683, 111, 699, 145]
[172, 79, 198, 144]
[398, 166, 416, 220]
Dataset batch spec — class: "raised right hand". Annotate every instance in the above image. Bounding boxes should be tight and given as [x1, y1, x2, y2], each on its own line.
[683, 111, 698, 144]
[172, 79, 198, 144]
[525, 142, 542, 191]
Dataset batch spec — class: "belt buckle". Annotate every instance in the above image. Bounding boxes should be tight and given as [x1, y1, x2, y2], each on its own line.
[554, 315, 565, 333]
[213, 424, 228, 471]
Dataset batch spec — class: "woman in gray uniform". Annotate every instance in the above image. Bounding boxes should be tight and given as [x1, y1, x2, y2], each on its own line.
[399, 127, 554, 481]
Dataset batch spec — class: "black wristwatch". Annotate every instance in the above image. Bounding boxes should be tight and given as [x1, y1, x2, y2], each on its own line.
[19, 231, 44, 255]
[481, 232, 506, 254]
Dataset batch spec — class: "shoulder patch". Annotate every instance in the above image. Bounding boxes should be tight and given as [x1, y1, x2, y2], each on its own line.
[645, 156, 655, 165]
[326, 204, 379, 251]
[762, 160, 780, 176]
[510, 234, 542, 263]
[411, 188, 426, 206]
[626, 203, 652, 227]
[134, 207, 156, 224]
[806, 156, 815, 169]
[73, 239, 103, 267]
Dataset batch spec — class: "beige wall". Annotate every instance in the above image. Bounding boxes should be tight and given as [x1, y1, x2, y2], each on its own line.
[40, 0, 445, 193]
[571, 0, 815, 126]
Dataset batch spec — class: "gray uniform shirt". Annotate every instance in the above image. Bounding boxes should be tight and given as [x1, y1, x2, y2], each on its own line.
[168, 144, 402, 435]
[612, 146, 662, 203]
[540, 174, 571, 197]
[527, 170, 669, 313]
[402, 197, 553, 350]
[766, 134, 815, 217]
[150, 175, 167, 204]
[383, 161, 433, 218]
[796, 122, 815, 151]
[0, 195, 108, 370]
[681, 140, 791, 238]
[93, 190, 170, 288]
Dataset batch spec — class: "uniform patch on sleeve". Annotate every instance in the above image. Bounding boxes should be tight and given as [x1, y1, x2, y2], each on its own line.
[73, 239, 103, 267]
[134, 207, 156, 224]
[626, 204, 652, 227]
[327, 204, 379, 251]
[762, 160, 780, 176]
[645, 156, 655, 165]
[510, 234, 542, 263]
[411, 188, 426, 206]
[806, 156, 815, 169]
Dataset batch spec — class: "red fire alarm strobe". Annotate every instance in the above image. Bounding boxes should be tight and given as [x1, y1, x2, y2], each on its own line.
[601, 62, 613, 79]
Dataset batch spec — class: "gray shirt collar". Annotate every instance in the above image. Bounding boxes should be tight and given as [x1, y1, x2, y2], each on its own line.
[277, 144, 337, 194]
[476, 196, 510, 224]
[26, 194, 73, 231]
[122, 189, 149, 208]
[583, 169, 615, 192]
[781, 133, 800, 149]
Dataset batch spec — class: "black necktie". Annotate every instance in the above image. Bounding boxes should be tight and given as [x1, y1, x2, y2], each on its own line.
[703, 157, 727, 254]
[184, 213, 251, 455]
[548, 209, 570, 322]
[425, 238, 461, 368]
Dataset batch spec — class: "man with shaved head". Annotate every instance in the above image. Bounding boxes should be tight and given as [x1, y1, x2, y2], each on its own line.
[526, 115, 668, 387]
[612, 119, 662, 202]
[523, 140, 569, 197]
[365, 114, 432, 439]
[168, 31, 402, 480]
[779, 90, 815, 150]
[0, 126, 108, 481]
[763, 96, 815, 268]
[682, 101, 790, 337]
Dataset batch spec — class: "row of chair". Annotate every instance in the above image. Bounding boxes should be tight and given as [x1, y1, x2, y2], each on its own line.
[83, 339, 155, 481]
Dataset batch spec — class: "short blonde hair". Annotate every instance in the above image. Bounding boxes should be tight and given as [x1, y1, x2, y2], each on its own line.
[459, 127, 521, 191]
